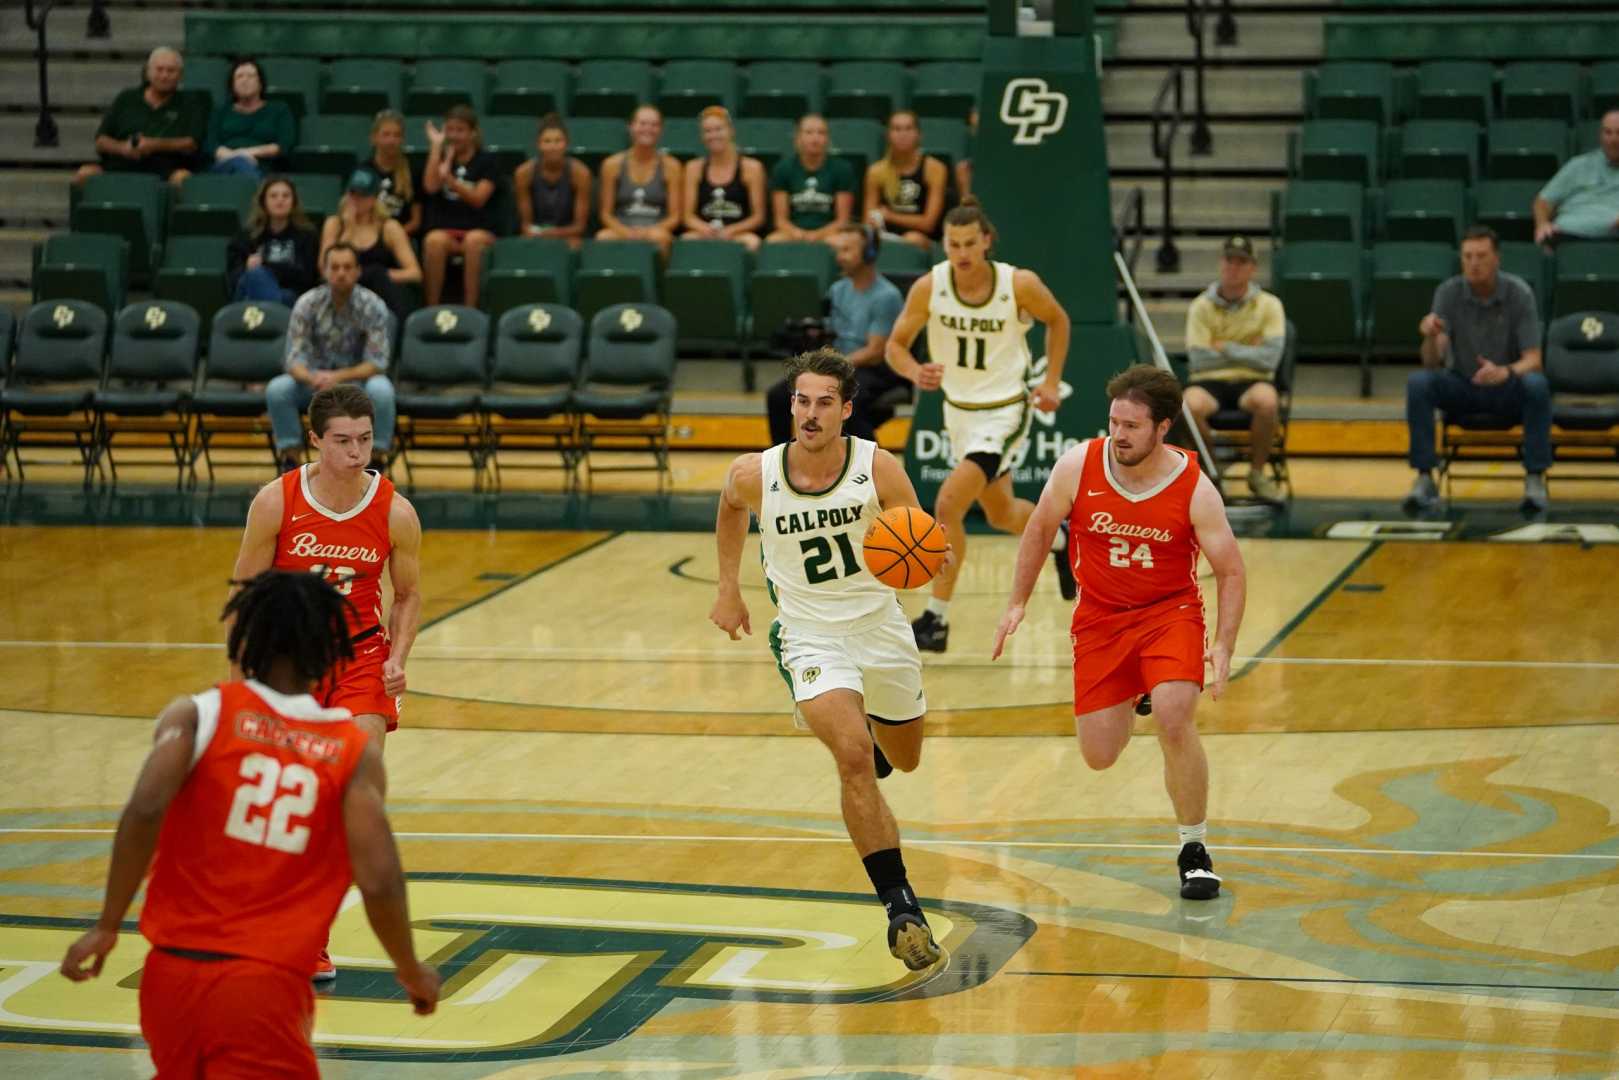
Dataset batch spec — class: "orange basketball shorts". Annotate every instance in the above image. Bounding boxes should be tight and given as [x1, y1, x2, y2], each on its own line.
[1072, 606, 1206, 715]
[140, 947, 317, 1079]
[318, 632, 399, 731]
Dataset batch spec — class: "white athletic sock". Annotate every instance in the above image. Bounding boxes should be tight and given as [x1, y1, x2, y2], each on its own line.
[1177, 821, 1207, 848]
[925, 598, 950, 622]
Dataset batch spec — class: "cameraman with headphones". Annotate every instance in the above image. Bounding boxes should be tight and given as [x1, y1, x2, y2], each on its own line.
[765, 223, 911, 444]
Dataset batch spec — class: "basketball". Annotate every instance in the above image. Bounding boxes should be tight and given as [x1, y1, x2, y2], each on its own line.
[862, 506, 947, 590]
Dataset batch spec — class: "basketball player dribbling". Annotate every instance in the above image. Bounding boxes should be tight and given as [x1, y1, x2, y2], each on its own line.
[709, 348, 951, 971]
[60, 571, 439, 1078]
[229, 383, 423, 979]
[885, 196, 1076, 653]
[992, 365, 1247, 899]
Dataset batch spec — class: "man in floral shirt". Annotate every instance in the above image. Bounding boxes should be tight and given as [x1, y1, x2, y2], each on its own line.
[266, 242, 396, 472]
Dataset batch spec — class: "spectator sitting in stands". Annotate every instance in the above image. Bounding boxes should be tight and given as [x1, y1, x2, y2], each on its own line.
[1534, 109, 1619, 247]
[73, 46, 206, 187]
[513, 113, 593, 250]
[421, 106, 500, 308]
[1182, 236, 1287, 504]
[765, 224, 909, 445]
[767, 113, 855, 245]
[227, 176, 319, 307]
[681, 107, 767, 253]
[205, 58, 294, 179]
[365, 110, 422, 238]
[597, 104, 684, 260]
[863, 110, 948, 252]
[267, 242, 396, 474]
[320, 169, 422, 318]
[955, 107, 977, 202]
[1405, 225, 1550, 514]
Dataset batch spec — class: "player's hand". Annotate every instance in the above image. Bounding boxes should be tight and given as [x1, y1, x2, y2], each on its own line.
[1472, 358, 1510, 387]
[1204, 642, 1233, 699]
[914, 363, 945, 391]
[397, 961, 440, 1015]
[1031, 382, 1061, 413]
[1418, 313, 1446, 339]
[425, 120, 443, 145]
[1534, 221, 1557, 247]
[991, 603, 1024, 661]
[382, 657, 407, 697]
[60, 927, 118, 982]
[938, 543, 956, 577]
[709, 591, 752, 641]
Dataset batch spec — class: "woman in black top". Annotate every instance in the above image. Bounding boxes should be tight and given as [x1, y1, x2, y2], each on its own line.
[318, 168, 423, 316]
[681, 106, 767, 253]
[863, 109, 949, 251]
[227, 175, 319, 305]
[421, 104, 500, 307]
[513, 113, 593, 250]
[366, 109, 422, 237]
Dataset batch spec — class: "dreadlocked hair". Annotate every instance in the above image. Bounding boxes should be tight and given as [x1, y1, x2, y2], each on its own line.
[222, 570, 356, 684]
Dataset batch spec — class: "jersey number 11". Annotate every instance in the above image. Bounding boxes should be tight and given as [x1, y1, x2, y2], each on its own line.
[955, 336, 987, 371]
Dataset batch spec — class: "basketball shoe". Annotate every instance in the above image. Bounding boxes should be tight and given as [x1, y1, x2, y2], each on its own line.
[1134, 693, 1153, 717]
[1177, 842, 1222, 900]
[911, 610, 948, 653]
[313, 948, 337, 982]
[883, 888, 942, 971]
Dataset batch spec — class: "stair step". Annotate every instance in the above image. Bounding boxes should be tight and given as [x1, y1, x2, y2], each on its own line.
[1111, 177, 1282, 233]
[0, 169, 73, 227]
[1107, 120, 1290, 173]
[1, 9, 185, 60]
[1103, 66, 1302, 117]
[1114, 13, 1324, 62]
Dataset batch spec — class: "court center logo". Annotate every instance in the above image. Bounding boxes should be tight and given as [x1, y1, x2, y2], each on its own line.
[999, 78, 1069, 146]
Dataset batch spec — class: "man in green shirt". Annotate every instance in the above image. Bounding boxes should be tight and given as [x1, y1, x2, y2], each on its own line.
[1534, 110, 1619, 244]
[73, 47, 207, 187]
[767, 113, 856, 244]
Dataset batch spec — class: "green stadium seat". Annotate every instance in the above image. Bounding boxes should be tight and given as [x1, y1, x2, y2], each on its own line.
[1414, 61, 1494, 124]
[920, 117, 968, 171]
[1473, 179, 1541, 243]
[1380, 179, 1465, 244]
[482, 115, 538, 174]
[1294, 120, 1380, 185]
[72, 173, 164, 284]
[482, 237, 575, 320]
[567, 118, 629, 174]
[1544, 311, 1619, 431]
[828, 118, 885, 181]
[322, 59, 403, 115]
[576, 303, 677, 490]
[826, 62, 908, 122]
[406, 59, 489, 117]
[875, 240, 931, 295]
[1590, 62, 1619, 118]
[2, 300, 109, 487]
[1552, 242, 1619, 318]
[734, 118, 795, 175]
[573, 60, 655, 119]
[748, 240, 835, 348]
[284, 173, 342, 230]
[1277, 180, 1363, 243]
[1396, 120, 1479, 184]
[153, 236, 229, 339]
[576, 240, 659, 326]
[393, 305, 491, 484]
[261, 56, 321, 120]
[98, 300, 202, 489]
[291, 114, 371, 177]
[1569, 123, 1603, 157]
[490, 60, 571, 117]
[1499, 241, 1549, 312]
[657, 60, 740, 119]
[402, 114, 437, 174]
[742, 62, 824, 121]
[1369, 242, 1456, 359]
[659, 117, 706, 162]
[910, 62, 978, 121]
[1308, 62, 1396, 126]
[180, 56, 232, 113]
[169, 174, 258, 237]
[486, 303, 581, 423]
[1485, 120, 1567, 182]
[0, 310, 13, 374]
[191, 299, 292, 484]
[33, 233, 129, 315]
[663, 240, 749, 363]
[1273, 241, 1367, 381]
[1500, 62, 1581, 123]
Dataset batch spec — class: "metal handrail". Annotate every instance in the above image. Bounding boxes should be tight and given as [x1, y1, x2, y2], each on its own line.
[1113, 186, 1146, 284]
[1149, 67, 1183, 275]
[1182, 0, 1214, 155]
[22, 0, 109, 149]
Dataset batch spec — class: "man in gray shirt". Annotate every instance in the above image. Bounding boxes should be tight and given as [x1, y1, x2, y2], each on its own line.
[1406, 226, 1550, 513]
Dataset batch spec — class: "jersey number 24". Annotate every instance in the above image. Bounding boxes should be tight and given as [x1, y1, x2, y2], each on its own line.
[1108, 538, 1155, 568]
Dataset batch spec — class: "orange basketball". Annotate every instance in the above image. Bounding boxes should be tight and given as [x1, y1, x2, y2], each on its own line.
[862, 506, 948, 590]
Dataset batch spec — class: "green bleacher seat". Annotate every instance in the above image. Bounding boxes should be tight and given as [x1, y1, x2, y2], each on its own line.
[567, 118, 630, 173]
[291, 114, 371, 176]
[33, 233, 129, 315]
[663, 240, 749, 360]
[1473, 179, 1541, 243]
[1324, 15, 1619, 64]
[573, 60, 655, 120]
[1414, 61, 1494, 124]
[1369, 242, 1456, 358]
[734, 118, 795, 175]
[1590, 62, 1619, 117]
[482, 116, 538, 175]
[181, 56, 232, 113]
[576, 240, 659, 326]
[261, 56, 321, 120]
[490, 60, 571, 117]
[153, 236, 230, 338]
[748, 241, 835, 348]
[1380, 179, 1466, 244]
[917, 117, 968, 172]
[657, 61, 740, 119]
[1294, 120, 1380, 185]
[1552, 242, 1619, 318]
[1308, 62, 1396, 126]
[406, 59, 489, 116]
[1272, 241, 1367, 374]
[910, 62, 978, 121]
[659, 119, 706, 162]
[284, 173, 342, 229]
[1396, 120, 1479, 183]
[322, 59, 402, 115]
[743, 62, 824, 120]
[1277, 180, 1363, 243]
[828, 118, 885, 181]
[169, 174, 258, 237]
[875, 240, 931, 295]
[826, 62, 908, 122]
[72, 173, 164, 284]
[1485, 120, 1566, 182]
[1569, 123, 1602, 157]
[1499, 241, 1549, 312]
[1500, 62, 1581, 123]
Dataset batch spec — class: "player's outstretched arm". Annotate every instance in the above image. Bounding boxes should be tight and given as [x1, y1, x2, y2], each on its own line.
[884, 273, 942, 390]
[1013, 269, 1071, 412]
[383, 495, 424, 697]
[343, 738, 440, 1015]
[1189, 472, 1246, 699]
[710, 453, 762, 641]
[224, 481, 286, 675]
[61, 697, 199, 982]
[992, 443, 1084, 660]
[871, 448, 922, 512]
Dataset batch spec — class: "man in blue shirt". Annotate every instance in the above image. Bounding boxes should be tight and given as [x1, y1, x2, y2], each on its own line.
[766, 225, 908, 444]
[1534, 110, 1619, 244]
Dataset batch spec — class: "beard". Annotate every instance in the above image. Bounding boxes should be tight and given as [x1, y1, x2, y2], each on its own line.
[1111, 437, 1157, 467]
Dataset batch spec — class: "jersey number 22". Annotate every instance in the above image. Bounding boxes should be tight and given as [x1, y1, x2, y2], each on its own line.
[225, 753, 318, 854]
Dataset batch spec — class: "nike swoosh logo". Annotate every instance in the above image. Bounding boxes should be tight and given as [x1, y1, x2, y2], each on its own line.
[291, 512, 315, 522]
[1086, 490, 1105, 496]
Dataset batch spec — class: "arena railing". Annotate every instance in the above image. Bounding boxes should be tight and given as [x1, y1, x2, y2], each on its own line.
[23, 0, 109, 148]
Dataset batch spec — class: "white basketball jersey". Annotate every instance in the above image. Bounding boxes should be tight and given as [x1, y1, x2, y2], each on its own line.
[925, 260, 1034, 408]
[759, 437, 896, 633]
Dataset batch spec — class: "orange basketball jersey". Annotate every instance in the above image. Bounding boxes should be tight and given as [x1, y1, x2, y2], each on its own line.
[140, 680, 369, 975]
[1068, 437, 1203, 628]
[274, 465, 394, 636]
